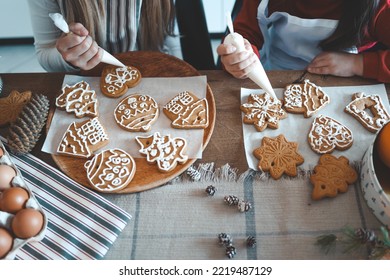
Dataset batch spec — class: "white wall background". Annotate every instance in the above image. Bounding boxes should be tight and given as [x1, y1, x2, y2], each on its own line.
[0, 0, 235, 39]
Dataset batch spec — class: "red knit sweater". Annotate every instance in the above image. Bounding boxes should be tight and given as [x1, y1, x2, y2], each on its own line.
[234, 0, 390, 82]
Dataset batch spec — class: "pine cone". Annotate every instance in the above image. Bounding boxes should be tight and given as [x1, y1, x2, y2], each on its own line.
[7, 93, 50, 155]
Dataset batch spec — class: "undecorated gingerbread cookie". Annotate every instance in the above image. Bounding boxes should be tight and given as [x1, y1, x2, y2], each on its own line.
[163, 91, 209, 129]
[344, 92, 390, 133]
[136, 132, 188, 172]
[240, 92, 287, 132]
[283, 79, 330, 118]
[84, 148, 136, 193]
[310, 154, 358, 200]
[0, 90, 32, 126]
[253, 134, 304, 179]
[101, 65, 142, 98]
[57, 117, 109, 158]
[56, 81, 98, 118]
[114, 94, 159, 132]
[308, 115, 353, 154]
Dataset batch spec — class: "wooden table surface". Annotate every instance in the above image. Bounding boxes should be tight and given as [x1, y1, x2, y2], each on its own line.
[1, 51, 389, 175]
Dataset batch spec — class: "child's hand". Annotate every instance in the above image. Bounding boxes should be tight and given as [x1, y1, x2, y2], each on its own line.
[56, 22, 103, 70]
[307, 52, 363, 77]
[217, 39, 258, 79]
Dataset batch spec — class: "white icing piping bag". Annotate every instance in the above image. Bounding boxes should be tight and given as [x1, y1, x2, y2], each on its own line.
[49, 13, 125, 68]
[223, 13, 277, 100]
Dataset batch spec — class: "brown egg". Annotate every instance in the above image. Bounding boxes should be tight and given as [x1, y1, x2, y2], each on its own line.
[11, 208, 44, 239]
[0, 165, 16, 191]
[0, 227, 13, 259]
[0, 187, 30, 214]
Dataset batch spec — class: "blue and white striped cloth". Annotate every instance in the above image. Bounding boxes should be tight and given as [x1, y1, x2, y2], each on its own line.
[9, 152, 132, 260]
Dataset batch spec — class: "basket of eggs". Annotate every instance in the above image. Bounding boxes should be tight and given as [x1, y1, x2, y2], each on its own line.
[360, 121, 390, 229]
[0, 140, 47, 260]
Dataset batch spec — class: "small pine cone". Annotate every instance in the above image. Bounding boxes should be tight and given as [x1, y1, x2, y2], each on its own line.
[224, 195, 239, 206]
[355, 228, 377, 244]
[7, 93, 49, 155]
[186, 165, 201, 181]
[246, 236, 257, 248]
[205, 185, 216, 196]
[225, 245, 236, 259]
[238, 200, 252, 212]
[218, 233, 233, 246]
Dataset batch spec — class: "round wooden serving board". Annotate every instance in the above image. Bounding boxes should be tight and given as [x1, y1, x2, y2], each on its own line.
[47, 51, 215, 193]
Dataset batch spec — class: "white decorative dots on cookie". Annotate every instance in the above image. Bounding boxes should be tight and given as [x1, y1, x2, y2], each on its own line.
[84, 148, 136, 193]
[163, 91, 209, 129]
[100, 65, 142, 98]
[308, 115, 353, 154]
[56, 81, 98, 118]
[114, 94, 159, 132]
[136, 132, 188, 172]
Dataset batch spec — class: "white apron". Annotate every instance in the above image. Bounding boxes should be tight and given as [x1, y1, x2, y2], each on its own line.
[257, 0, 339, 70]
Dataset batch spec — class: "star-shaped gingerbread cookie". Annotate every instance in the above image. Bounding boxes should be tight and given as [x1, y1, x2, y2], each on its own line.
[253, 134, 304, 179]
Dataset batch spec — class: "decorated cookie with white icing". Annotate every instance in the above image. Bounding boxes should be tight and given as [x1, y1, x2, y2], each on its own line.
[163, 91, 209, 129]
[114, 94, 159, 132]
[84, 148, 136, 193]
[136, 132, 188, 172]
[308, 115, 353, 154]
[344, 92, 390, 133]
[240, 92, 287, 132]
[56, 81, 98, 118]
[100, 65, 142, 98]
[57, 117, 109, 158]
[283, 79, 330, 118]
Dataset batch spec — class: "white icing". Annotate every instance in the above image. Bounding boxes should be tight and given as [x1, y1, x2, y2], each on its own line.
[57, 117, 109, 158]
[104, 67, 139, 94]
[308, 115, 353, 154]
[136, 132, 188, 172]
[114, 94, 159, 132]
[345, 92, 390, 132]
[56, 81, 98, 117]
[84, 148, 135, 192]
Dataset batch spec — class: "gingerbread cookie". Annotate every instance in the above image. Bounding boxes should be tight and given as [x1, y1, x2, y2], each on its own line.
[100, 65, 142, 98]
[310, 154, 358, 200]
[240, 92, 287, 132]
[0, 90, 31, 126]
[57, 117, 109, 158]
[344, 92, 390, 133]
[308, 115, 353, 154]
[114, 94, 159, 132]
[136, 132, 188, 172]
[84, 148, 136, 193]
[283, 79, 330, 118]
[163, 91, 209, 129]
[253, 134, 304, 179]
[56, 81, 98, 118]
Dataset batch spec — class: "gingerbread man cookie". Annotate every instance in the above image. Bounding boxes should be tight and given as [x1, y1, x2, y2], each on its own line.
[253, 134, 304, 179]
[344, 92, 390, 133]
[310, 154, 358, 200]
[57, 117, 109, 158]
[100, 65, 142, 98]
[240, 92, 287, 132]
[136, 132, 188, 172]
[163, 91, 209, 129]
[56, 81, 98, 118]
[114, 94, 159, 132]
[283, 79, 330, 118]
[0, 90, 32, 126]
[84, 148, 136, 193]
[308, 115, 353, 154]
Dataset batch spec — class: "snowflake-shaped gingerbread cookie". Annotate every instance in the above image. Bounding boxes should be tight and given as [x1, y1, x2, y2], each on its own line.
[240, 92, 287, 132]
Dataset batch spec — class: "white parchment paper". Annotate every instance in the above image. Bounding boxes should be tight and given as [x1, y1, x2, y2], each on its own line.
[241, 83, 390, 170]
[43, 75, 207, 158]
